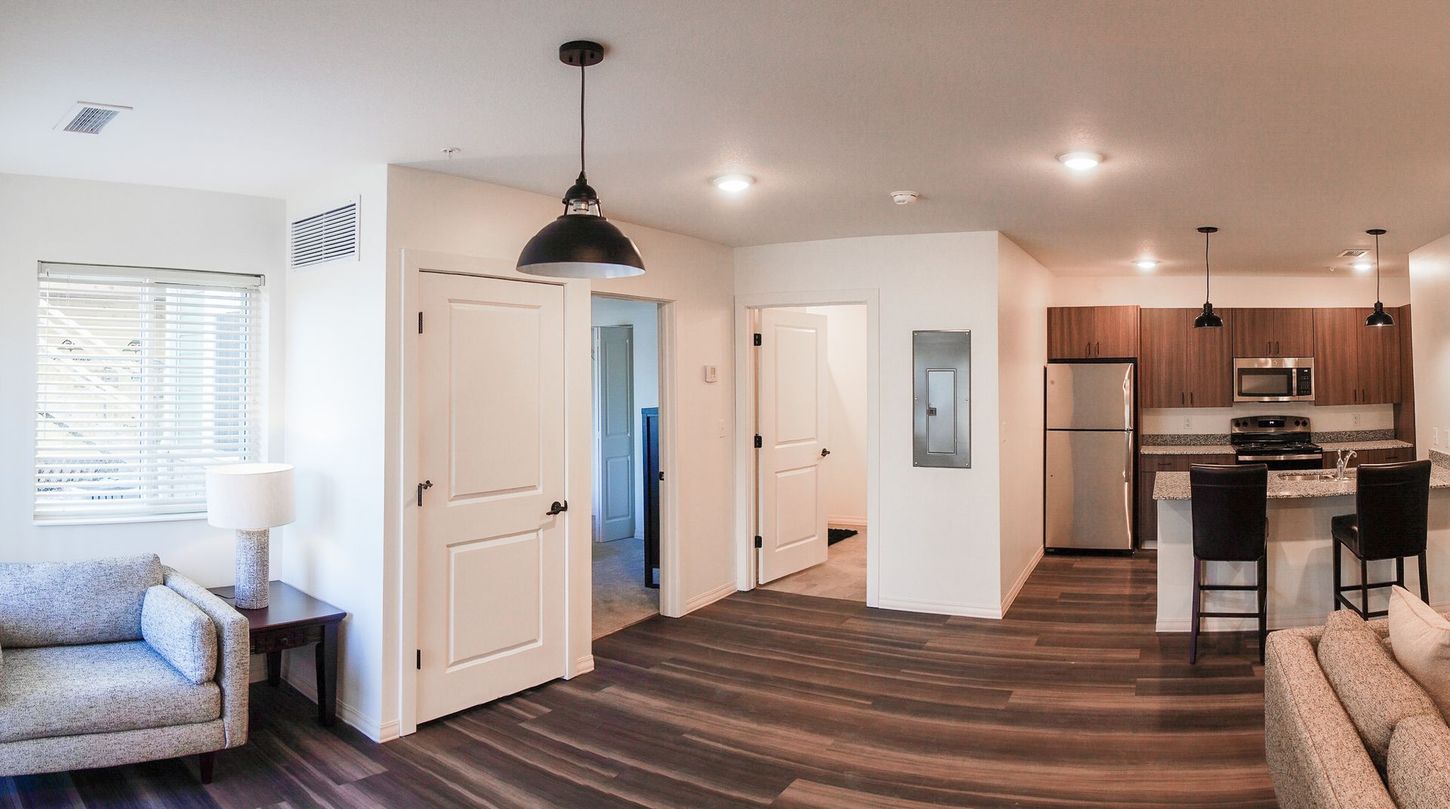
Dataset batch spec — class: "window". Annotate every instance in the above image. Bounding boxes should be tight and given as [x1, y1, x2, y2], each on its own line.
[35, 263, 264, 521]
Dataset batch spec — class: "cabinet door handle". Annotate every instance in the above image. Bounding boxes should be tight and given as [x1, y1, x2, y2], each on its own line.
[1096, 341, 1101, 356]
[1190, 391, 1195, 406]
[1181, 392, 1185, 405]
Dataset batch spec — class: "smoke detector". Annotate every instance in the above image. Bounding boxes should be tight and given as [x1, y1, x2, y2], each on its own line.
[889, 190, 919, 206]
[54, 101, 131, 134]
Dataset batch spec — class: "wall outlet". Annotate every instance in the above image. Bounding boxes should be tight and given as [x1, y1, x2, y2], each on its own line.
[1182, 416, 1192, 431]
[1352, 412, 1362, 427]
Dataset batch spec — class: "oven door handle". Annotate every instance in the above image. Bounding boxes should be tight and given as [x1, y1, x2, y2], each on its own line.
[1237, 453, 1323, 463]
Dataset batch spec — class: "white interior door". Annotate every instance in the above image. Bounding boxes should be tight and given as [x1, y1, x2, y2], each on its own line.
[416, 272, 566, 723]
[757, 309, 829, 583]
[593, 325, 636, 542]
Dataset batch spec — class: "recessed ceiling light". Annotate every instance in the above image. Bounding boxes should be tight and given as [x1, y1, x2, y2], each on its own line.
[1352, 259, 1373, 273]
[1057, 151, 1103, 171]
[712, 174, 754, 193]
[1134, 259, 1159, 271]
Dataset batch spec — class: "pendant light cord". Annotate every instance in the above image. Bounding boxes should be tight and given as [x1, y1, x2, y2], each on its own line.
[1374, 231, 1382, 303]
[579, 62, 587, 177]
[1204, 230, 1211, 303]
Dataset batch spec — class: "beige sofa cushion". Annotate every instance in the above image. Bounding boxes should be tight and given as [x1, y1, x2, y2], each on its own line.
[1387, 713, 1450, 809]
[1318, 608, 1438, 768]
[1389, 585, 1450, 722]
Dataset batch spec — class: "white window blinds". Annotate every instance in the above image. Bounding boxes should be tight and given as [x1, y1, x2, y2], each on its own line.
[35, 263, 264, 521]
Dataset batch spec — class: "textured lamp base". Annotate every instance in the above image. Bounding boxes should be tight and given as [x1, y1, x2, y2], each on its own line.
[235, 528, 270, 609]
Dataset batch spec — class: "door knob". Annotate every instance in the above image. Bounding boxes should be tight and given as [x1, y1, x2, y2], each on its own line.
[546, 500, 569, 516]
[820, 448, 831, 457]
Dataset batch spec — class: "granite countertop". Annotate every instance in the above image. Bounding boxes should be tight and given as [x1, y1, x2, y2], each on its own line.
[1141, 439, 1413, 456]
[1153, 465, 1450, 501]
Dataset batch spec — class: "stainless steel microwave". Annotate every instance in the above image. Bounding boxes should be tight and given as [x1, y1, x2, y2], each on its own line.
[1234, 357, 1315, 403]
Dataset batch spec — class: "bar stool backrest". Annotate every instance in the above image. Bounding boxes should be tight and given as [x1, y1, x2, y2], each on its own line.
[1356, 460, 1432, 559]
[1190, 463, 1268, 562]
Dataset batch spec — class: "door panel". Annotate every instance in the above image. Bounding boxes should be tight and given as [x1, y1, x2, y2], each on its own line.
[1047, 307, 1096, 359]
[1138, 309, 1188, 409]
[757, 309, 829, 584]
[1232, 308, 1277, 358]
[1093, 306, 1140, 358]
[593, 325, 636, 541]
[1274, 309, 1316, 357]
[1187, 307, 1233, 407]
[1045, 430, 1133, 550]
[1359, 315, 1401, 404]
[417, 273, 566, 723]
[1313, 308, 1360, 405]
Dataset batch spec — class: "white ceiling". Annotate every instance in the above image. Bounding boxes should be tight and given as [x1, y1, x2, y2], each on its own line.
[4, 0, 1449, 276]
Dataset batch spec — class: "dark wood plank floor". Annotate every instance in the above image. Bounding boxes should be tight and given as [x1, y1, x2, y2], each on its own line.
[0, 551, 1277, 808]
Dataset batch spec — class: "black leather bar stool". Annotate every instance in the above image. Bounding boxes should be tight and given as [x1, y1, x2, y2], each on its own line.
[1332, 460, 1432, 619]
[1189, 463, 1269, 665]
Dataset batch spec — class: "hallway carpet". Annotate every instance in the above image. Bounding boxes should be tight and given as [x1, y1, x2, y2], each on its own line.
[592, 536, 657, 638]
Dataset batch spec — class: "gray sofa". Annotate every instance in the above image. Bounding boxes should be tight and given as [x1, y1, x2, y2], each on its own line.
[1265, 612, 1450, 808]
[0, 554, 249, 782]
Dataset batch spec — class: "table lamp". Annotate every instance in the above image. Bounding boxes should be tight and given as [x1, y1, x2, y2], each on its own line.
[206, 463, 295, 609]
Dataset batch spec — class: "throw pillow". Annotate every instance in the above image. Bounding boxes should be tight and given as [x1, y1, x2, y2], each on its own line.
[1389, 585, 1450, 723]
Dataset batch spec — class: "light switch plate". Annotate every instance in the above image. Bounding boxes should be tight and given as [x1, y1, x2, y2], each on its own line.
[703, 365, 718, 383]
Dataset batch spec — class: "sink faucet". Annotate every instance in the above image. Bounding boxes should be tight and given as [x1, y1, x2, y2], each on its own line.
[1335, 449, 1357, 481]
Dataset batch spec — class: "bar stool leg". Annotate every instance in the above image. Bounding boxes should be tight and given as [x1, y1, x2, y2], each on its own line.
[1332, 540, 1342, 612]
[1190, 557, 1202, 665]
[1360, 558, 1370, 619]
[1257, 555, 1268, 665]
[1397, 557, 1406, 588]
[1420, 553, 1430, 602]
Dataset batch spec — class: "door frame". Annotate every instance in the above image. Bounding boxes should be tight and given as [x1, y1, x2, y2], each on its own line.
[395, 250, 681, 738]
[732, 289, 881, 606]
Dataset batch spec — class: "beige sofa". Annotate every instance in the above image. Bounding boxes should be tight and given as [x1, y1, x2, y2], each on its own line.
[1265, 615, 1450, 808]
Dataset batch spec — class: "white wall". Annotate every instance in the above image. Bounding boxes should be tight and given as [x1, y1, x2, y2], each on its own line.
[782, 305, 868, 526]
[1143, 403, 1395, 436]
[1049, 273, 1411, 309]
[591, 296, 660, 538]
[735, 232, 1006, 617]
[0, 173, 286, 582]
[381, 166, 736, 736]
[281, 165, 391, 735]
[1410, 234, 1450, 455]
[995, 235, 1050, 612]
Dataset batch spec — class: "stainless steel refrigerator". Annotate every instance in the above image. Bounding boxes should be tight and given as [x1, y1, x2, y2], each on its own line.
[1044, 362, 1135, 551]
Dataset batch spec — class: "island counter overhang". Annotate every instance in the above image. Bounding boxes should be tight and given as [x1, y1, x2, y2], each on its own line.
[1153, 463, 1450, 632]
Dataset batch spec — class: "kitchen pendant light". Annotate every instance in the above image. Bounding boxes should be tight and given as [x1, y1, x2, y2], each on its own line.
[517, 40, 645, 279]
[1193, 226, 1223, 328]
[1364, 228, 1394, 327]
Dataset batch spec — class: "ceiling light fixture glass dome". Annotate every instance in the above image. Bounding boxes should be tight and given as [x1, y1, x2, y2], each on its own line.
[1057, 151, 1103, 171]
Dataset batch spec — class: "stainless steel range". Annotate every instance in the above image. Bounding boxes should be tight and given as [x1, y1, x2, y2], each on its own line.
[1231, 415, 1323, 470]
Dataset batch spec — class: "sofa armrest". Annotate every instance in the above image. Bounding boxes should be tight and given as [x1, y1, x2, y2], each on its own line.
[1264, 631, 1395, 809]
[162, 567, 249, 748]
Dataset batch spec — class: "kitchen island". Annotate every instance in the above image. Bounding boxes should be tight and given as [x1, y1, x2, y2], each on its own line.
[1153, 461, 1450, 632]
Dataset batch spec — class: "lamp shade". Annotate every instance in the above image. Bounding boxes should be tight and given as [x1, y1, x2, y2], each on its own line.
[206, 463, 295, 530]
[517, 214, 645, 279]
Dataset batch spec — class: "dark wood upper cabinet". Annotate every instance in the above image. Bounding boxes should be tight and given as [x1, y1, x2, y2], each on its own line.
[1313, 308, 1401, 405]
[1047, 306, 1139, 360]
[1138, 308, 1232, 408]
[1232, 308, 1314, 357]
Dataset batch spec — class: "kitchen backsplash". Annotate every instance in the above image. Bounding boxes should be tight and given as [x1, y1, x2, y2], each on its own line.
[1142, 428, 1397, 446]
[1141, 403, 1394, 436]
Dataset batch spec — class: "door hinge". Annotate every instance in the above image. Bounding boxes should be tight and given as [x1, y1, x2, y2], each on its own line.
[659, 470, 665, 481]
[417, 311, 424, 334]
[754, 535, 763, 548]
[416, 649, 421, 670]
[753, 333, 762, 347]
[753, 434, 763, 449]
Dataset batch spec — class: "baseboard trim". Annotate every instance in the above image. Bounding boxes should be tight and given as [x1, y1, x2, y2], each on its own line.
[875, 594, 1002, 619]
[567, 654, 595, 678]
[283, 668, 383, 742]
[1000, 546, 1044, 616]
[683, 581, 737, 614]
[828, 515, 868, 529]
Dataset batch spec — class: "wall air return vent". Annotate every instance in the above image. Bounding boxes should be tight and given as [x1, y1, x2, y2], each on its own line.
[1337, 249, 1370, 259]
[55, 102, 131, 134]
[290, 201, 359, 269]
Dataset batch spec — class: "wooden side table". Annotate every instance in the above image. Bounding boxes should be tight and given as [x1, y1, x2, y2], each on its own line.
[209, 580, 346, 726]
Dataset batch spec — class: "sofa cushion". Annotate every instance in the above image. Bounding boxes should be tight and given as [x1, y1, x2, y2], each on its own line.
[141, 586, 217, 685]
[1387, 713, 1450, 809]
[0, 555, 162, 648]
[1318, 607, 1438, 769]
[1389, 585, 1450, 723]
[0, 641, 220, 744]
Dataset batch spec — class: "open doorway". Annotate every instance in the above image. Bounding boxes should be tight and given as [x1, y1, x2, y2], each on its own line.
[753, 304, 869, 602]
[591, 295, 663, 636]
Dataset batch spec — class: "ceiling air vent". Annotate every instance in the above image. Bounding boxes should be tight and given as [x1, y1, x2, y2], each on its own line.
[55, 102, 131, 134]
[1337, 249, 1370, 259]
[290, 201, 359, 269]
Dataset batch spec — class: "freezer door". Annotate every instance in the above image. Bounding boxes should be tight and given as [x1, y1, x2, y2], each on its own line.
[1045, 430, 1134, 550]
[1045, 362, 1135, 430]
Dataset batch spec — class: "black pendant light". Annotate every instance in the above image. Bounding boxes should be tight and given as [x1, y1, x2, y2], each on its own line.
[517, 41, 645, 279]
[1364, 228, 1394, 327]
[1193, 226, 1223, 328]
